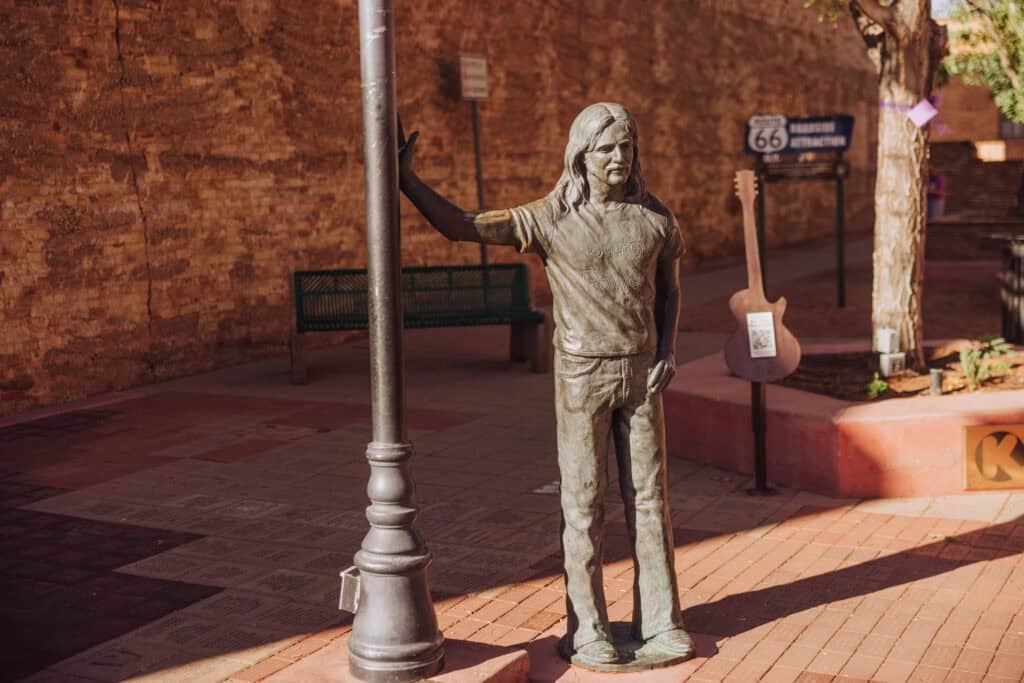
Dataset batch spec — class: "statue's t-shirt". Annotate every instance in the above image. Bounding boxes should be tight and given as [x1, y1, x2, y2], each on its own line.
[497, 194, 683, 357]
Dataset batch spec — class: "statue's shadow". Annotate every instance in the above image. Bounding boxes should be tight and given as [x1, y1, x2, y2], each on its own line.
[558, 622, 696, 674]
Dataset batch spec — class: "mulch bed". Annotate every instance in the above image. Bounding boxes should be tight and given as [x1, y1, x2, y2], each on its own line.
[778, 344, 1024, 402]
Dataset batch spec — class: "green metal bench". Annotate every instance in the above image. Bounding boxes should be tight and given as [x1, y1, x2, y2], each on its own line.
[290, 263, 550, 383]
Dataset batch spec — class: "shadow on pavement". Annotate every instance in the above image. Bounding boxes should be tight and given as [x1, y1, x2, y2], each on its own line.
[681, 514, 1024, 639]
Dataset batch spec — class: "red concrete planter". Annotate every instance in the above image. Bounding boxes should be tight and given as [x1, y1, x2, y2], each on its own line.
[664, 343, 1024, 498]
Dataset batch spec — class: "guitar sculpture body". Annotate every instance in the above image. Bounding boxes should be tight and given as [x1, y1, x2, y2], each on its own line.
[723, 170, 801, 383]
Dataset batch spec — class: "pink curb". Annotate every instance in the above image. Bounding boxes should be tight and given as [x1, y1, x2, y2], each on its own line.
[664, 343, 1024, 498]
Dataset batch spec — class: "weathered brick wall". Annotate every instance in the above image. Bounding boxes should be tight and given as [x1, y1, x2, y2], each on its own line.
[1, 1, 877, 415]
[932, 76, 1001, 142]
[930, 142, 1024, 215]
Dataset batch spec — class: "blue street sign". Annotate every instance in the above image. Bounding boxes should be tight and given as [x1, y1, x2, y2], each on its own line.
[745, 115, 855, 155]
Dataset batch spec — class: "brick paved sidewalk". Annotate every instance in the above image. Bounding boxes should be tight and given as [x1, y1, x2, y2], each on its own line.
[3, 237, 1022, 682]
[2, 324, 1022, 683]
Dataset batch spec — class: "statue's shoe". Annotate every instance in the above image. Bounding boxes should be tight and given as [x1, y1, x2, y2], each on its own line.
[574, 639, 621, 666]
[645, 628, 695, 658]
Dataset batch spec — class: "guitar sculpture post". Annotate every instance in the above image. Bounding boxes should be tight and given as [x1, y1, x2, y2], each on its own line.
[724, 170, 801, 494]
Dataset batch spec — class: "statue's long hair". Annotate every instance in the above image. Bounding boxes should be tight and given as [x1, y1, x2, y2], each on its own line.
[552, 102, 647, 214]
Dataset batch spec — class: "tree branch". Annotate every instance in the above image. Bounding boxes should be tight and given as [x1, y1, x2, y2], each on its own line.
[850, 3, 887, 74]
[850, 0, 899, 35]
[964, 0, 1023, 96]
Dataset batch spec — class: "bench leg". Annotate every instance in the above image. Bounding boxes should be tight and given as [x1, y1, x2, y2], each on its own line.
[290, 330, 308, 385]
[510, 322, 528, 363]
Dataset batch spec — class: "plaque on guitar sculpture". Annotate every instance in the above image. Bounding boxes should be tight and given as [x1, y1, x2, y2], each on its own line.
[724, 170, 801, 382]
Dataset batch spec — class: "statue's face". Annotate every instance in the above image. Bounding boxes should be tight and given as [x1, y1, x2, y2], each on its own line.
[583, 120, 634, 189]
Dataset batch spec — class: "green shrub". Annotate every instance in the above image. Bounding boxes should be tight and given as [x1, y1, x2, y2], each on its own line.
[867, 372, 889, 399]
[959, 337, 1015, 391]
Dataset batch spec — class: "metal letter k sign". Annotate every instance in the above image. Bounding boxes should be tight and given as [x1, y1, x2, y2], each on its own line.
[976, 433, 1024, 482]
[965, 425, 1024, 491]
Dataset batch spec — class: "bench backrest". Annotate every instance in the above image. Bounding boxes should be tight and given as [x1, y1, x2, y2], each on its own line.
[294, 263, 538, 331]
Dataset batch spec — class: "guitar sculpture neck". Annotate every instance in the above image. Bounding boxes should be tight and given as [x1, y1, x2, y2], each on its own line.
[739, 181, 764, 297]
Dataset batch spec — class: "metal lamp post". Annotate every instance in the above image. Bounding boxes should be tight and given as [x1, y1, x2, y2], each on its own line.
[347, 1, 445, 680]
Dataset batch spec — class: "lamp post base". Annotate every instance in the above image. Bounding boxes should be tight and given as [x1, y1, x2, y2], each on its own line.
[347, 444, 444, 682]
[349, 648, 444, 683]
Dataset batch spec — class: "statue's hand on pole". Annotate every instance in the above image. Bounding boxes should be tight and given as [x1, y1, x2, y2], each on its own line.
[395, 115, 498, 244]
[397, 115, 420, 189]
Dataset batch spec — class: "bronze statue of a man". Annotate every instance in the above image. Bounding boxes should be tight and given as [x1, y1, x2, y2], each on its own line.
[398, 102, 692, 668]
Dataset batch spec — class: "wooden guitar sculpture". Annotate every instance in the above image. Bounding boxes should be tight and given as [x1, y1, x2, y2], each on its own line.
[724, 170, 801, 383]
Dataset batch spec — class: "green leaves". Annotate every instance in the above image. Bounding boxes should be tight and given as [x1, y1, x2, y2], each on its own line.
[959, 336, 1016, 391]
[945, 0, 1024, 123]
[804, 0, 851, 22]
[867, 371, 890, 398]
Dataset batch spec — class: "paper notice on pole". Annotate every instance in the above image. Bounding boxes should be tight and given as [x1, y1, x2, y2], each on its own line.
[907, 99, 938, 128]
[746, 312, 778, 359]
[459, 54, 488, 100]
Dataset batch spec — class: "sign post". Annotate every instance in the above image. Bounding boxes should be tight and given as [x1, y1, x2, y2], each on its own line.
[745, 114, 854, 306]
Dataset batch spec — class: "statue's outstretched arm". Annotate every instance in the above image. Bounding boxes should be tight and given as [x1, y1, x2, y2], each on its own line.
[398, 120, 519, 247]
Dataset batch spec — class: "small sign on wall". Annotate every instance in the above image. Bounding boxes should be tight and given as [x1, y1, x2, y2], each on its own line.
[459, 54, 488, 101]
[964, 424, 1024, 491]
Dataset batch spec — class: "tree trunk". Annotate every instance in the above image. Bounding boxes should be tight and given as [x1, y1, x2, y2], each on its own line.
[873, 42, 930, 366]
[853, 0, 944, 368]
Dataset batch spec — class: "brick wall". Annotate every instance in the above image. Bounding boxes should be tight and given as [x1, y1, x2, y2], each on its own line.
[1, 1, 878, 415]
[930, 142, 1024, 215]
[932, 76, 1001, 142]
